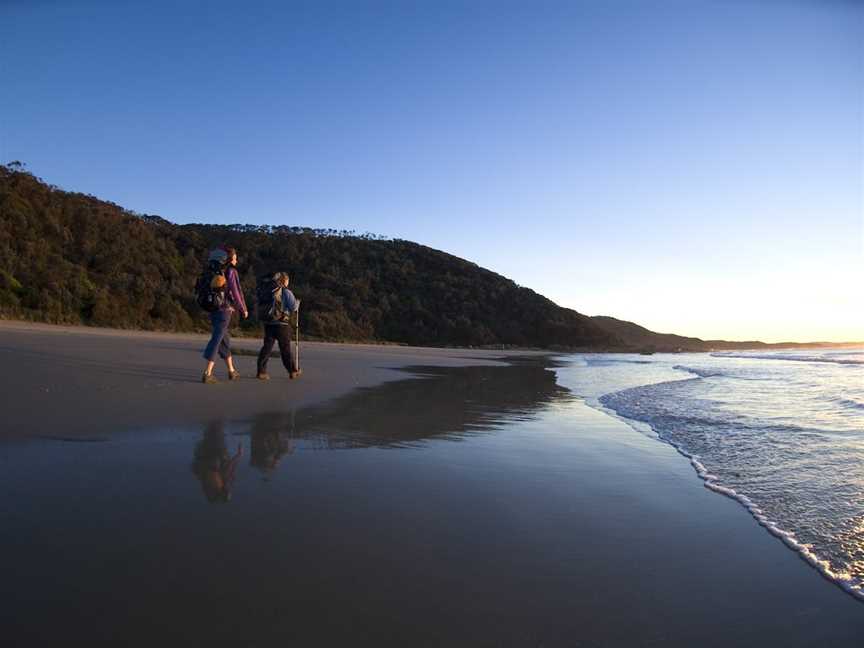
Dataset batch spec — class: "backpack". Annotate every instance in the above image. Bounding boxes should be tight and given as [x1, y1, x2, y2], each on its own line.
[195, 260, 228, 312]
[256, 274, 286, 322]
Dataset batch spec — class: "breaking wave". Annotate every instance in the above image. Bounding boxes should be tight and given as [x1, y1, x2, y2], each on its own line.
[672, 365, 726, 378]
[574, 348, 864, 603]
[711, 352, 864, 366]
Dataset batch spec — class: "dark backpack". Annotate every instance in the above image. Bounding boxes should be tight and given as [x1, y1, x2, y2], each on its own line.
[256, 274, 286, 322]
[195, 260, 228, 312]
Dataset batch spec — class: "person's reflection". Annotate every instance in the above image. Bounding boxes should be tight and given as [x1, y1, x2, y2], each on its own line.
[191, 421, 243, 503]
[249, 412, 295, 478]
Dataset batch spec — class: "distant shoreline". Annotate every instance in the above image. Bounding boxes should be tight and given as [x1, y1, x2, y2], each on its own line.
[1, 318, 858, 354]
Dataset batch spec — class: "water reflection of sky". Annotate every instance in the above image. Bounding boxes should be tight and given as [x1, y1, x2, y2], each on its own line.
[560, 350, 864, 602]
[3, 357, 862, 646]
[2, 359, 578, 645]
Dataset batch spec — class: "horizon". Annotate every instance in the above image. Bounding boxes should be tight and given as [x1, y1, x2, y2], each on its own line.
[2, 0, 862, 343]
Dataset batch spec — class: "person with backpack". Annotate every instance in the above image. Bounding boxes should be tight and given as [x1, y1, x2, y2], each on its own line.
[256, 271, 301, 381]
[200, 245, 248, 384]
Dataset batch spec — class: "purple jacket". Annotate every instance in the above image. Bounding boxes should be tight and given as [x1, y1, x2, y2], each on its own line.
[224, 267, 248, 314]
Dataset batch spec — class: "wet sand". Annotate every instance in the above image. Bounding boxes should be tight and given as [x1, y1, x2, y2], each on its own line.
[1, 321, 862, 646]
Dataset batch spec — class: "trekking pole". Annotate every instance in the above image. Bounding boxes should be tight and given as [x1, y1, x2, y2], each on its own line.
[295, 303, 301, 373]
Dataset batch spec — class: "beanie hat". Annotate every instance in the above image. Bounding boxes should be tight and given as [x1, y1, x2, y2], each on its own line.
[208, 246, 229, 263]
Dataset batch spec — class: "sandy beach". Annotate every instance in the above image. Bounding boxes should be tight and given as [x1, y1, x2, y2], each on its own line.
[0, 320, 531, 441]
[1, 321, 861, 646]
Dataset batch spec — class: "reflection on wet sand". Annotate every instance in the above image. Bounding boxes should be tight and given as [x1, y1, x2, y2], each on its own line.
[249, 412, 295, 478]
[4, 356, 863, 646]
[8, 356, 590, 646]
[242, 357, 572, 450]
[193, 357, 570, 499]
[191, 421, 243, 502]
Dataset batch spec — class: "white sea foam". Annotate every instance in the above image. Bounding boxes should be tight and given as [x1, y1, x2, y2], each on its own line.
[837, 397, 864, 411]
[566, 349, 864, 603]
[653, 422, 864, 602]
[672, 364, 725, 378]
[711, 351, 864, 365]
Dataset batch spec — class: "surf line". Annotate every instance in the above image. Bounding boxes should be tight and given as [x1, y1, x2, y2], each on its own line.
[584, 394, 864, 604]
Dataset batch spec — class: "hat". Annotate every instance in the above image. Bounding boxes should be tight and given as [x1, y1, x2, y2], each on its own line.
[208, 247, 229, 263]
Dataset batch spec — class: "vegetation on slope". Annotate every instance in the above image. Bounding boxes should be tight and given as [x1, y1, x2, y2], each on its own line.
[0, 164, 619, 349]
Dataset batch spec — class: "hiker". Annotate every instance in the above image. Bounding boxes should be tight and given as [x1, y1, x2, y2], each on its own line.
[201, 245, 248, 384]
[256, 271, 301, 380]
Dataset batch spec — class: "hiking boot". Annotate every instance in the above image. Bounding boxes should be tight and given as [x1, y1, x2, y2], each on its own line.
[202, 373, 218, 384]
[256, 372, 270, 381]
[229, 370, 241, 381]
[289, 369, 302, 380]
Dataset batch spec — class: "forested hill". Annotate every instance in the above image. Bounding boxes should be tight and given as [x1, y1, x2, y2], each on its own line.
[589, 316, 862, 352]
[0, 164, 621, 348]
[590, 316, 705, 352]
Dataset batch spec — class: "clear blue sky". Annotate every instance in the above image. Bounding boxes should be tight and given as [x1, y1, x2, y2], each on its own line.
[2, 0, 862, 342]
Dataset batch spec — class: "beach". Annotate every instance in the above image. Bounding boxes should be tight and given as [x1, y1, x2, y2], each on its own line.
[1, 321, 862, 646]
[0, 320, 524, 441]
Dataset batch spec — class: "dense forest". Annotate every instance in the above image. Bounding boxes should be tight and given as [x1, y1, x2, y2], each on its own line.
[3, 165, 852, 351]
[0, 164, 625, 349]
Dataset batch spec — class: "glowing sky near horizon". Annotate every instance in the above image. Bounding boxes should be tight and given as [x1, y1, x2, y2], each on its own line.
[2, 0, 861, 342]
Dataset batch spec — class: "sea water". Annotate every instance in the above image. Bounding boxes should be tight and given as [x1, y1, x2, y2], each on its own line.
[559, 348, 864, 599]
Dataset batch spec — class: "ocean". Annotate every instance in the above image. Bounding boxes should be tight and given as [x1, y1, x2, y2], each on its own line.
[560, 347, 864, 600]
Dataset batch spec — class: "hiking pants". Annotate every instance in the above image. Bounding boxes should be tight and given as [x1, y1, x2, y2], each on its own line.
[257, 323, 296, 374]
[203, 310, 232, 361]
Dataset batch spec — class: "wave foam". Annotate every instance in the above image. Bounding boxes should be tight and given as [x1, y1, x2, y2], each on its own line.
[597, 385, 864, 603]
[673, 364, 725, 378]
[837, 398, 864, 411]
[711, 352, 863, 366]
[674, 441, 864, 602]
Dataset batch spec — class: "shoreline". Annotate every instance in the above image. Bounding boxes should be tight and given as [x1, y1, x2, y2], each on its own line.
[2, 321, 862, 644]
[586, 396, 864, 605]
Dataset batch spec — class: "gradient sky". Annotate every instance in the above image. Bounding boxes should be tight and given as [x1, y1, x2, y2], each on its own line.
[2, 0, 862, 342]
